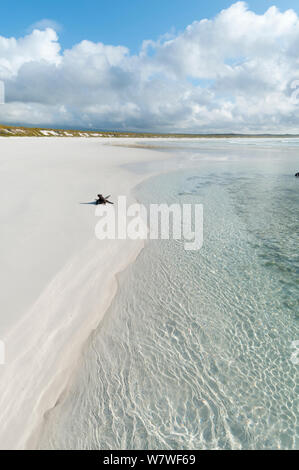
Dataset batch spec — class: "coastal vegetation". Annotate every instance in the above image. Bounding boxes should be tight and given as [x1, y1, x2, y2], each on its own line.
[1, 124, 299, 138]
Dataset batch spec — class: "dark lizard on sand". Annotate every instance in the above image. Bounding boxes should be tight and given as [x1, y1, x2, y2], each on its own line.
[96, 194, 114, 205]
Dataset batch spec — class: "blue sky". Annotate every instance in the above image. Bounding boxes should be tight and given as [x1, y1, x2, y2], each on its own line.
[1, 1, 299, 132]
[1, 0, 299, 52]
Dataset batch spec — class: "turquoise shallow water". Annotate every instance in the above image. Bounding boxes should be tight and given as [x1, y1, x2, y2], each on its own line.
[39, 140, 298, 449]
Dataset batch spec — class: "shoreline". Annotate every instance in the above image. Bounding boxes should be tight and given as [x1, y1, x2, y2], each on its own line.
[0, 137, 171, 449]
[26, 236, 146, 450]
[2, 124, 299, 139]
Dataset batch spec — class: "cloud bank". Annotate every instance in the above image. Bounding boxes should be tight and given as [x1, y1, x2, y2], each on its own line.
[1, 2, 299, 132]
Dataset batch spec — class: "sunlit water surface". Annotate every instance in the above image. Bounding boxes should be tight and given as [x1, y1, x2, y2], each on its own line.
[39, 140, 298, 449]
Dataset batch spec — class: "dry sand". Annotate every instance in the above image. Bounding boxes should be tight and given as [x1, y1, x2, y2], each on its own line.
[0, 137, 168, 449]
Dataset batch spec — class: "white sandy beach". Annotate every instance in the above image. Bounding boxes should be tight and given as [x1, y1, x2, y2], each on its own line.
[0, 137, 168, 449]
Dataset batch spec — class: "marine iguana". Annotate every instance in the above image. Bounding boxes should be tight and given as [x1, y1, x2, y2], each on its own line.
[95, 194, 114, 205]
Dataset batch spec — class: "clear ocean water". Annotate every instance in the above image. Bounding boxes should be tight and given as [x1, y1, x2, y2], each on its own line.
[39, 139, 299, 450]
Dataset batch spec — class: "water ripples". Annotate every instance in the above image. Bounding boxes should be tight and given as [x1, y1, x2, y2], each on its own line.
[39, 159, 298, 450]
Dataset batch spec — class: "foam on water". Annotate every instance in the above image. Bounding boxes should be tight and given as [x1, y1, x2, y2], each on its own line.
[39, 141, 299, 449]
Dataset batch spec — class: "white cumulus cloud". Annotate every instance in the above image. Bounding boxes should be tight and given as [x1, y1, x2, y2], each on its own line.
[1, 2, 299, 132]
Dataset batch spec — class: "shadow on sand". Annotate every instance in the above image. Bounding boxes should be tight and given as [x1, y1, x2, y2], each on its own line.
[80, 201, 97, 205]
